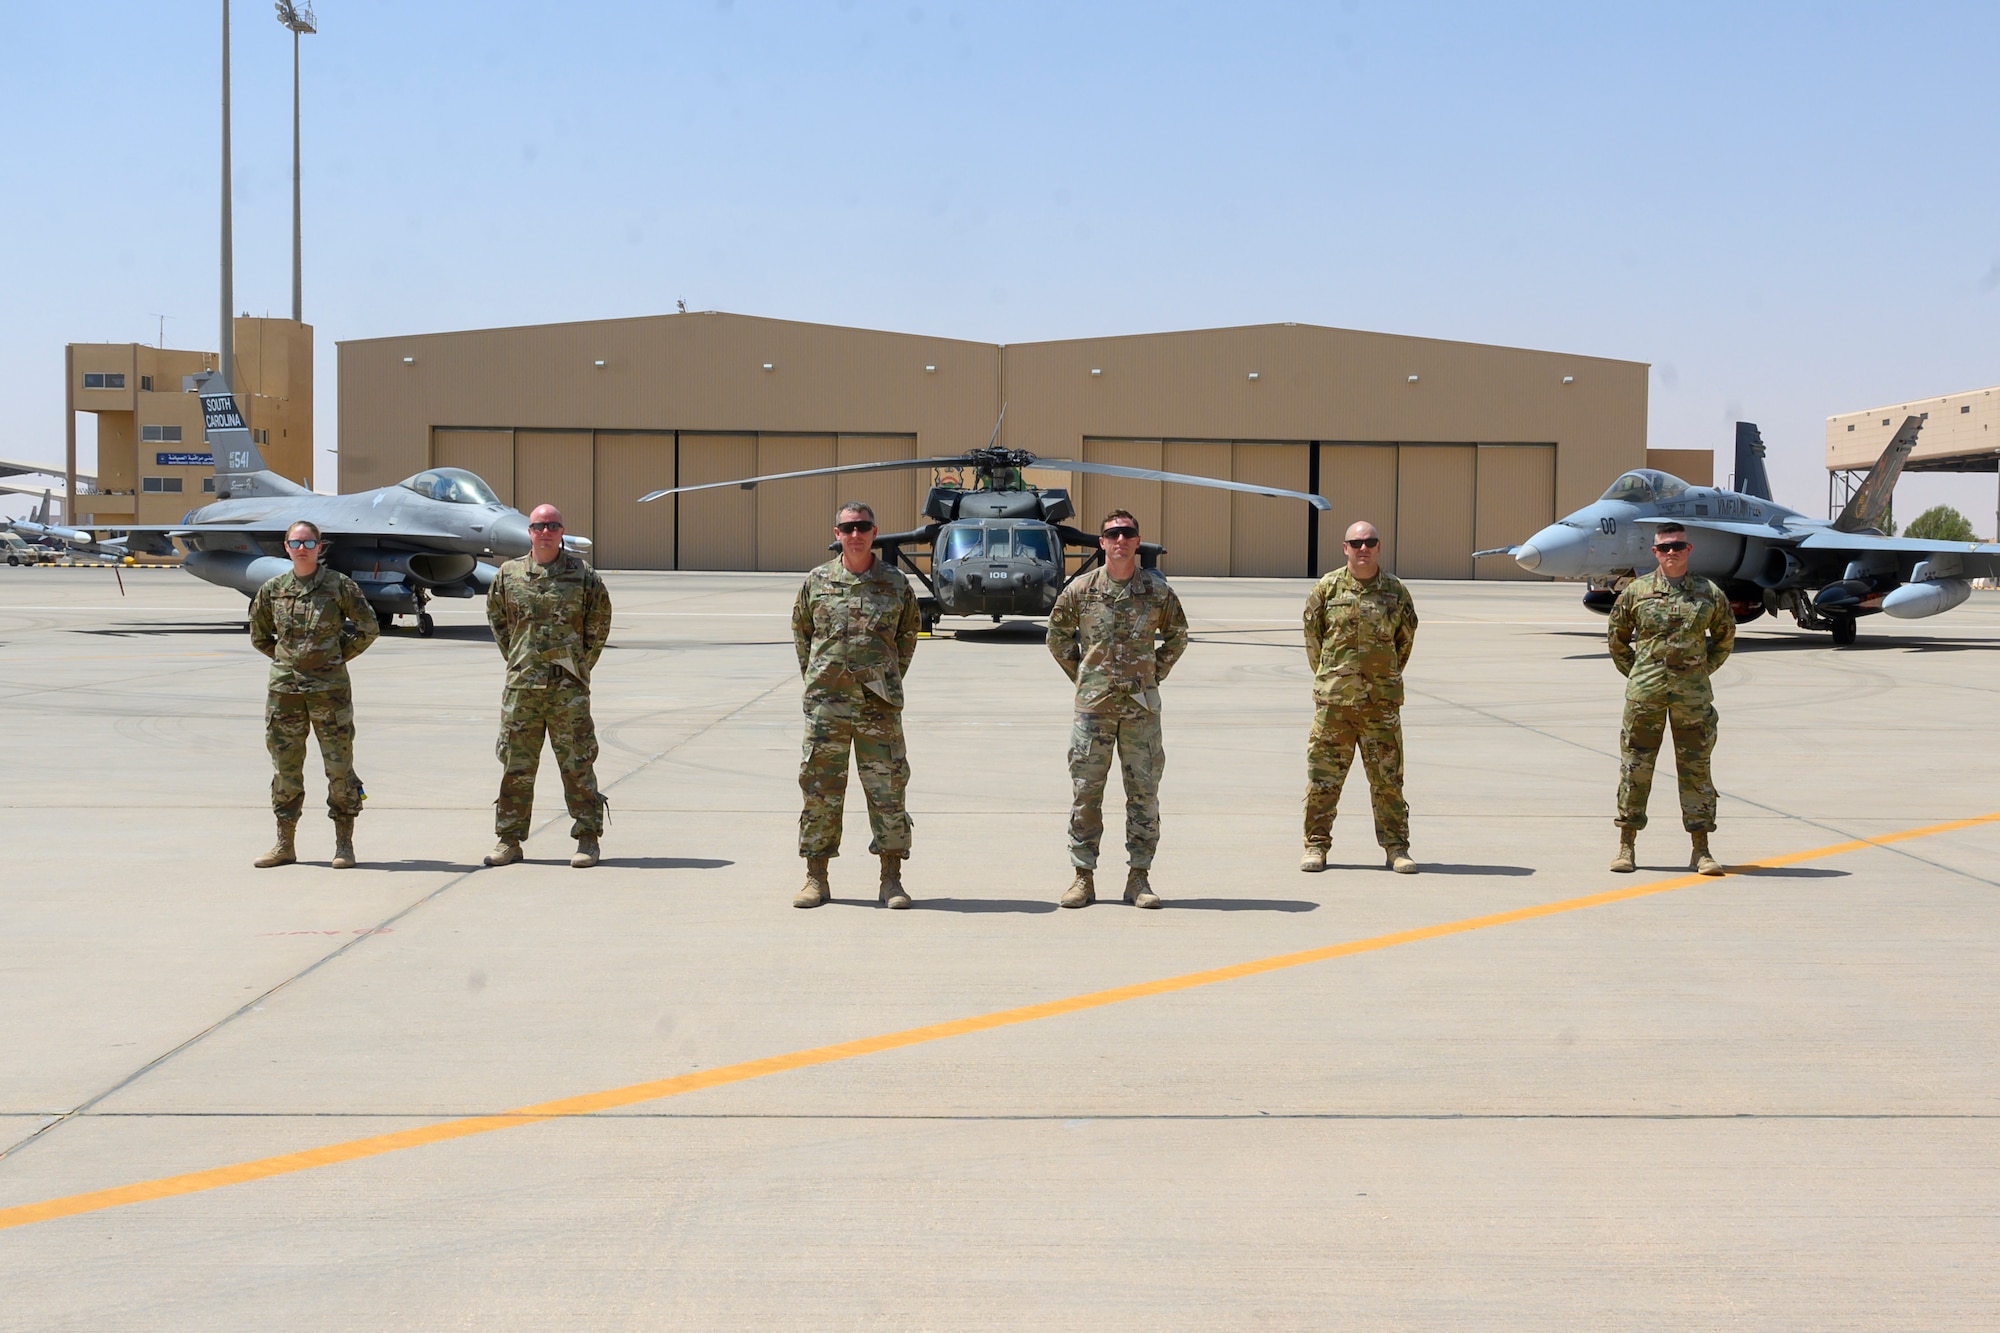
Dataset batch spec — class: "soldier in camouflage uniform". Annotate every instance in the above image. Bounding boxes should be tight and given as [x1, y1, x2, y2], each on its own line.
[248, 519, 380, 870]
[1607, 522, 1735, 876]
[483, 504, 614, 870]
[1045, 509, 1190, 909]
[1300, 520, 1420, 874]
[791, 501, 923, 910]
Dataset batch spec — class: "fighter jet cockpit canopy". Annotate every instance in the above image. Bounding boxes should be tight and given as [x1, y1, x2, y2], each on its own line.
[399, 468, 503, 506]
[1600, 469, 1690, 504]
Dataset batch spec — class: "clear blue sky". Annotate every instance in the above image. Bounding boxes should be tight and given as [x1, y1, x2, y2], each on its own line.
[5, 1, 1996, 531]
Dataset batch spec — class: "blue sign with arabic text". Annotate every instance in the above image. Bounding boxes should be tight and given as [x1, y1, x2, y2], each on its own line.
[156, 453, 214, 467]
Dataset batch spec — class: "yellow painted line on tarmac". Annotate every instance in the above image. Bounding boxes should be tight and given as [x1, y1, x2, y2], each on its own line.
[4, 808, 1997, 1232]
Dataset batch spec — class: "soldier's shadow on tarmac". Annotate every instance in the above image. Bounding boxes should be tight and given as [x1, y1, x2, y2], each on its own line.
[1165, 898, 1319, 911]
[387, 623, 493, 642]
[943, 621, 1050, 644]
[72, 623, 250, 637]
[903, 897, 1060, 913]
[596, 857, 734, 870]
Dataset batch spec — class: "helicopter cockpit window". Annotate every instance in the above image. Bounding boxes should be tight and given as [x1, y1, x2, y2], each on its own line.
[1011, 528, 1055, 562]
[941, 528, 985, 562]
[985, 529, 1011, 558]
[399, 468, 502, 506]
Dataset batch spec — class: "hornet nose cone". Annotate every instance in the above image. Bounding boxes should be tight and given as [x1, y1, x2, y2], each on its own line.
[488, 509, 532, 558]
[1515, 523, 1589, 578]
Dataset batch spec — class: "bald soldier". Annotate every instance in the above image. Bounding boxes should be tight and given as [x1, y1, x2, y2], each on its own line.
[483, 504, 613, 869]
[1299, 520, 1419, 874]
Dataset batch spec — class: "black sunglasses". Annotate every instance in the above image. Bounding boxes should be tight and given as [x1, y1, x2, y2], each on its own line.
[284, 538, 319, 550]
[527, 521, 564, 533]
[836, 521, 876, 534]
[1101, 527, 1140, 541]
[1344, 537, 1380, 549]
[1653, 541, 1690, 553]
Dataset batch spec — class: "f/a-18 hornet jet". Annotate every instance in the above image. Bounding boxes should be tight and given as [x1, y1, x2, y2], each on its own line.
[1477, 418, 2000, 645]
[103, 371, 584, 634]
[639, 410, 1332, 629]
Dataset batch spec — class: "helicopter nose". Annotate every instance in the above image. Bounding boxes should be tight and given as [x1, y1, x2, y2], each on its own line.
[488, 509, 531, 557]
[1515, 523, 1588, 577]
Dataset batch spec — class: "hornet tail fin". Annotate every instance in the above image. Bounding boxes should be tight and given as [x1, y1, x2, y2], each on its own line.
[1733, 422, 1773, 501]
[1834, 414, 1923, 534]
[187, 370, 308, 501]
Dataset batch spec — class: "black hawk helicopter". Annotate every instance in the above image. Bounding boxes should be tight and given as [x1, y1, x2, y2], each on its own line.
[640, 414, 1332, 630]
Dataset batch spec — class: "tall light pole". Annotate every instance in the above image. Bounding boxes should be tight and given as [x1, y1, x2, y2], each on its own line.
[220, 0, 234, 389]
[275, 1, 316, 323]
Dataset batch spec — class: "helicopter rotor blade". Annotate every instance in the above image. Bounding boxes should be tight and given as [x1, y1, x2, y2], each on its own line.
[1027, 458, 1333, 511]
[638, 457, 975, 503]
[984, 402, 1007, 452]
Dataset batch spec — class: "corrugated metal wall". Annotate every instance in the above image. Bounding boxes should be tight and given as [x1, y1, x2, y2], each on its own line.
[1474, 445, 1555, 581]
[1316, 445, 1399, 576]
[1395, 446, 1477, 579]
[594, 432, 675, 570]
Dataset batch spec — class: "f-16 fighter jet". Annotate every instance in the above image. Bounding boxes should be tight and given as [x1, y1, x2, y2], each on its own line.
[97, 371, 584, 634]
[1477, 419, 2000, 645]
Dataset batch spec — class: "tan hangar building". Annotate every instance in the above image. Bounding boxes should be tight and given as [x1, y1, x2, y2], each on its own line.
[1827, 385, 1999, 537]
[65, 318, 314, 533]
[338, 312, 1661, 578]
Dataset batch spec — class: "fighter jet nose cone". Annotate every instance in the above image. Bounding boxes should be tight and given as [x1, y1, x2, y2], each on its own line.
[489, 510, 531, 557]
[1517, 524, 1588, 578]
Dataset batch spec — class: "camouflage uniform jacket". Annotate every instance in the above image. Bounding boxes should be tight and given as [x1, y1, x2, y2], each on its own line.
[1302, 567, 1418, 709]
[792, 557, 921, 707]
[1608, 572, 1735, 703]
[1046, 566, 1191, 718]
[486, 551, 613, 689]
[249, 566, 380, 693]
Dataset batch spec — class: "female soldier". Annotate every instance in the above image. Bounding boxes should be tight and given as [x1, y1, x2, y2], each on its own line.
[247, 520, 380, 868]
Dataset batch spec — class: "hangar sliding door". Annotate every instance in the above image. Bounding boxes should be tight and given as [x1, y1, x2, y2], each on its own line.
[677, 434, 757, 570]
[431, 429, 514, 507]
[594, 432, 676, 570]
[755, 435, 837, 571]
[1315, 445, 1399, 577]
[514, 431, 594, 543]
[1161, 441, 1232, 576]
[1230, 444, 1309, 577]
[836, 436, 920, 536]
[1395, 445, 1476, 579]
[1475, 445, 1555, 581]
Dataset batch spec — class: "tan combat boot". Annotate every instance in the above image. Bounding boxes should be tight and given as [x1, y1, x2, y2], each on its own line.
[1300, 845, 1328, 873]
[1690, 832, 1723, 877]
[330, 819, 357, 870]
[1609, 831, 1636, 874]
[1123, 867, 1161, 909]
[794, 856, 831, 909]
[571, 834, 600, 869]
[484, 838, 524, 867]
[1060, 868, 1095, 908]
[879, 853, 911, 910]
[254, 817, 298, 869]
[1386, 847, 1418, 874]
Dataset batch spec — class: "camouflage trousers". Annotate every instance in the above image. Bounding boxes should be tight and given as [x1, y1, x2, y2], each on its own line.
[1303, 702, 1408, 852]
[1067, 710, 1165, 871]
[799, 691, 911, 858]
[1616, 692, 1718, 833]
[266, 687, 362, 822]
[495, 682, 604, 841]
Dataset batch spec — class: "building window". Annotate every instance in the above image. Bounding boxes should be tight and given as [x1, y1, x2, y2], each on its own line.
[1881, 418, 1891, 426]
[82, 372, 127, 389]
[1963, 405, 1972, 414]
[141, 477, 184, 494]
[1847, 424, 1855, 431]
[140, 375, 153, 391]
[140, 425, 184, 443]
[202, 477, 216, 493]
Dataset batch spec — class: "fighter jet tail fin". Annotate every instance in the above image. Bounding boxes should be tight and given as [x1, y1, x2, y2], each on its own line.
[1733, 422, 1773, 501]
[1834, 414, 1922, 534]
[189, 370, 309, 501]
[35, 489, 51, 525]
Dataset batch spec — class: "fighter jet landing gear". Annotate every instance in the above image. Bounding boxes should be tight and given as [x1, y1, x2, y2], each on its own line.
[412, 587, 435, 638]
[1828, 615, 1857, 647]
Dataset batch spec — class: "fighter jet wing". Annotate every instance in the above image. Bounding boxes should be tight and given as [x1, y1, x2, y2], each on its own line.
[1795, 530, 2000, 577]
[1631, 517, 1799, 540]
[92, 519, 473, 544]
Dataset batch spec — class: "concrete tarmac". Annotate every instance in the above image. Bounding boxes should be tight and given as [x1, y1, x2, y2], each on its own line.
[1, 566, 1996, 1330]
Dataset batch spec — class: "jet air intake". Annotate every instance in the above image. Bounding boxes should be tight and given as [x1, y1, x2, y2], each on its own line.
[336, 551, 477, 587]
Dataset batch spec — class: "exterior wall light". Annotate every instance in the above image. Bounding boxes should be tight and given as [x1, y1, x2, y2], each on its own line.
[1407, 374, 1419, 383]
[1562, 375, 1574, 384]
[593, 359, 606, 368]
[762, 362, 775, 371]
[924, 364, 937, 373]
[1247, 372, 1260, 381]
[1090, 368, 1102, 376]
[401, 356, 415, 365]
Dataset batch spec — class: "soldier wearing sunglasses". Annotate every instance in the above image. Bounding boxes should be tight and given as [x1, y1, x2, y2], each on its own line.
[1606, 522, 1734, 875]
[484, 504, 614, 870]
[247, 519, 380, 870]
[1299, 520, 1419, 874]
[791, 501, 923, 909]
[1045, 509, 1190, 908]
